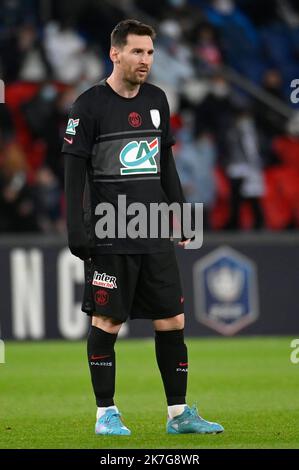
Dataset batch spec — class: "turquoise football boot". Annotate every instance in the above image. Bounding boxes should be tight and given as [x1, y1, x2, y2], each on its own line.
[167, 404, 224, 434]
[95, 408, 131, 436]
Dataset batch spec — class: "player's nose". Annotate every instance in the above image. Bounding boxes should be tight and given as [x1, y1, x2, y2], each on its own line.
[140, 54, 151, 66]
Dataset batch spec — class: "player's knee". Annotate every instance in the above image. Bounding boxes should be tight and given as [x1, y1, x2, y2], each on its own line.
[154, 313, 185, 331]
[91, 314, 123, 334]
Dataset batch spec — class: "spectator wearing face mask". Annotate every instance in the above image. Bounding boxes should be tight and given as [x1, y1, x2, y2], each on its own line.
[193, 74, 235, 160]
[225, 107, 265, 229]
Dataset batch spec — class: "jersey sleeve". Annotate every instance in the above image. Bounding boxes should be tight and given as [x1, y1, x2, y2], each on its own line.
[161, 92, 176, 148]
[61, 95, 96, 159]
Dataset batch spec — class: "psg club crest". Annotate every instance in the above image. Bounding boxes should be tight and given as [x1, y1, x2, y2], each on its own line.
[95, 289, 110, 306]
[128, 112, 142, 128]
[150, 109, 160, 129]
[193, 246, 259, 335]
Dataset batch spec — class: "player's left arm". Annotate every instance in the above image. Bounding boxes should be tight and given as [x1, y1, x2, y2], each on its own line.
[160, 146, 191, 247]
[160, 91, 192, 246]
[160, 145, 186, 206]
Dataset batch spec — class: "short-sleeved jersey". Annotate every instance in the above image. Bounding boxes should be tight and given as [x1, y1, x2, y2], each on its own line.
[62, 79, 175, 254]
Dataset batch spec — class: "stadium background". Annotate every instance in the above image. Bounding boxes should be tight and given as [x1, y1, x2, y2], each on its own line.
[0, 0, 299, 450]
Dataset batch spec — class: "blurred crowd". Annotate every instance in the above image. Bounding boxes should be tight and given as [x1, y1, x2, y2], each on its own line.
[1, 0, 299, 232]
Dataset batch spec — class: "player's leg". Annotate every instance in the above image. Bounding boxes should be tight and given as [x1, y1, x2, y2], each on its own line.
[87, 314, 131, 435]
[153, 313, 188, 418]
[82, 255, 139, 436]
[131, 252, 188, 415]
[88, 314, 122, 409]
[154, 313, 224, 434]
[134, 251, 224, 434]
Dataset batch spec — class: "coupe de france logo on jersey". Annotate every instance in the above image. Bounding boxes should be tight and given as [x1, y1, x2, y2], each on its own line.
[193, 246, 259, 335]
[66, 118, 80, 135]
[119, 138, 159, 175]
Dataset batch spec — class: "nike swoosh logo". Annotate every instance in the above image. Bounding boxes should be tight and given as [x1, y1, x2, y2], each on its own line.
[179, 362, 188, 367]
[64, 137, 73, 144]
[91, 355, 110, 360]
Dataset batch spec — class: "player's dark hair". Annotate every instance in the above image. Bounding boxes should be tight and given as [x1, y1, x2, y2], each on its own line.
[111, 19, 156, 48]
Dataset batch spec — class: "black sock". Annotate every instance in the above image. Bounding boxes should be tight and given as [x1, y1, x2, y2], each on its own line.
[87, 325, 118, 407]
[155, 329, 188, 406]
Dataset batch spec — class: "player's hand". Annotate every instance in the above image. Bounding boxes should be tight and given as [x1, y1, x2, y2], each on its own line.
[178, 238, 191, 248]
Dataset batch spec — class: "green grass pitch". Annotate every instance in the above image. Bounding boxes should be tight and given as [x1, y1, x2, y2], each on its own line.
[1, 337, 298, 449]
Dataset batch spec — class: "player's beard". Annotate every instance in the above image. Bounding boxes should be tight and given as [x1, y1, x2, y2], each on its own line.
[124, 67, 149, 85]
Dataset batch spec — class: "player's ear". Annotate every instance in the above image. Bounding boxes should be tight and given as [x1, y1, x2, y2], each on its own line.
[110, 46, 120, 64]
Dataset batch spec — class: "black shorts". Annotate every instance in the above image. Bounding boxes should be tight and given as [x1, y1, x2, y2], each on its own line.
[82, 251, 184, 322]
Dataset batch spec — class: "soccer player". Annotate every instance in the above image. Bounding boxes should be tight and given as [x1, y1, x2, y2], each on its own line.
[63, 19, 224, 436]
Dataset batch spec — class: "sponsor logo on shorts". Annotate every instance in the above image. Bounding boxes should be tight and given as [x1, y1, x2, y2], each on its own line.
[128, 112, 142, 128]
[95, 288, 110, 306]
[92, 271, 117, 289]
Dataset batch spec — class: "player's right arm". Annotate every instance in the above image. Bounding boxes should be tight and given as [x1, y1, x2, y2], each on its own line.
[62, 90, 97, 260]
[64, 154, 90, 260]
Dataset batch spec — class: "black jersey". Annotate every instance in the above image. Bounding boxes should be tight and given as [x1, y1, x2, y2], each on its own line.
[62, 78, 177, 254]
